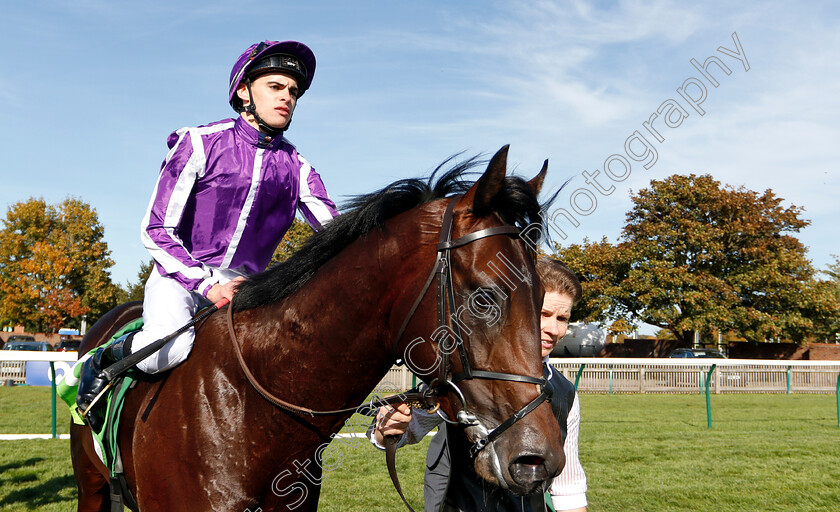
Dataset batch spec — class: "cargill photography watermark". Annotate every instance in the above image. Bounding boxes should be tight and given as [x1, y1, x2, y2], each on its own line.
[245, 30, 751, 512]
[540, 31, 750, 241]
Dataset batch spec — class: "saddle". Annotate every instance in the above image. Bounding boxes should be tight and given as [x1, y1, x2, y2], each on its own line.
[58, 318, 143, 512]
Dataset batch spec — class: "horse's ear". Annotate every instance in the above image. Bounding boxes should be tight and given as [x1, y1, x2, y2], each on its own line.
[463, 145, 509, 215]
[528, 159, 548, 195]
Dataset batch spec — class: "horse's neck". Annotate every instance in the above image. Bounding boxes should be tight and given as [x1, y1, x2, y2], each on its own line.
[242, 217, 435, 410]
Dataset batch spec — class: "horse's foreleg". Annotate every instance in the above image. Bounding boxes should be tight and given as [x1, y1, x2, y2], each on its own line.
[70, 423, 111, 512]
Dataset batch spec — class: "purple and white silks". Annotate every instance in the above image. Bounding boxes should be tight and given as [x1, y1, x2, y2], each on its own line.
[140, 116, 338, 296]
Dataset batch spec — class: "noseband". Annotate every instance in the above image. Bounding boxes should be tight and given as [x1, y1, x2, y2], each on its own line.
[395, 197, 553, 458]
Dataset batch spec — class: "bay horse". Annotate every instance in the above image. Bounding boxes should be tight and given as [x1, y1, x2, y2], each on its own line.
[71, 145, 565, 511]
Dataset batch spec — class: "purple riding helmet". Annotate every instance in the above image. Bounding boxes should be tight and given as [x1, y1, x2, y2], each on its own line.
[228, 40, 316, 133]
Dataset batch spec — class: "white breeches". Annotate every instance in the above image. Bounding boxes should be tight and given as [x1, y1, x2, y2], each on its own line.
[133, 268, 244, 374]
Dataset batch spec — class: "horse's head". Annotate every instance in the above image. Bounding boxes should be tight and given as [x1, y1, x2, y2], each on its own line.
[396, 145, 563, 495]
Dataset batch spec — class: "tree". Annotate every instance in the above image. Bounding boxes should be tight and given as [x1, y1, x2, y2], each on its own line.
[555, 174, 834, 344]
[653, 328, 676, 340]
[0, 198, 121, 332]
[553, 237, 628, 326]
[123, 259, 155, 302]
[824, 255, 840, 282]
[813, 255, 840, 341]
[270, 217, 314, 265]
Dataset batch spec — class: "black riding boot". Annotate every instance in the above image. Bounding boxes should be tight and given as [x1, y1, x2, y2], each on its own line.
[76, 333, 134, 432]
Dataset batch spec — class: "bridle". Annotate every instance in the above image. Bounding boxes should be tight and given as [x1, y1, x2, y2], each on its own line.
[393, 196, 553, 458]
[226, 194, 553, 438]
[224, 194, 554, 512]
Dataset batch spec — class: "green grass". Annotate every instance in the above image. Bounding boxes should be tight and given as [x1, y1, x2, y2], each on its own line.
[0, 440, 77, 511]
[0, 386, 72, 435]
[1, 387, 838, 511]
[580, 394, 840, 512]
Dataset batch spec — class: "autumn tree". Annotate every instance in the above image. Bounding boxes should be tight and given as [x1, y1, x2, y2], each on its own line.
[555, 174, 835, 344]
[270, 217, 314, 265]
[824, 255, 840, 282]
[813, 255, 840, 341]
[554, 237, 628, 326]
[0, 198, 121, 332]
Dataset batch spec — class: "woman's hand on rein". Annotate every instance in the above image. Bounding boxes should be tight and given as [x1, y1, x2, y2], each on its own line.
[372, 403, 412, 446]
[376, 403, 412, 435]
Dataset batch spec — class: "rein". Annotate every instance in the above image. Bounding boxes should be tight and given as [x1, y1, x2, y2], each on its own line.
[224, 196, 552, 512]
[224, 304, 432, 416]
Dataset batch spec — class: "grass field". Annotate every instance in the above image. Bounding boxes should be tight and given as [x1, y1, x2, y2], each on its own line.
[1, 387, 839, 511]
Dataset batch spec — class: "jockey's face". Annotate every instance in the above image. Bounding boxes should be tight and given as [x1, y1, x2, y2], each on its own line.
[237, 72, 299, 132]
[540, 291, 573, 358]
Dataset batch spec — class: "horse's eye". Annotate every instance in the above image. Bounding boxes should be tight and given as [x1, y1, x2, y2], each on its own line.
[473, 288, 495, 307]
[467, 287, 502, 326]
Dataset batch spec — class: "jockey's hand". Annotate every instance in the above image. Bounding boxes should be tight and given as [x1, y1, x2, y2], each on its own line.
[207, 277, 245, 304]
[373, 403, 412, 446]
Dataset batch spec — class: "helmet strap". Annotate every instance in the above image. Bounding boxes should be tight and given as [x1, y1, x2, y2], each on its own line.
[243, 78, 288, 136]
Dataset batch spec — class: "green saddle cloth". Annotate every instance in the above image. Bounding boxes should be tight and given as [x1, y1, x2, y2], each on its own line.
[57, 318, 143, 475]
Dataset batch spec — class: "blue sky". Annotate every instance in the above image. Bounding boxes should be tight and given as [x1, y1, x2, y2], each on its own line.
[1, 1, 838, 300]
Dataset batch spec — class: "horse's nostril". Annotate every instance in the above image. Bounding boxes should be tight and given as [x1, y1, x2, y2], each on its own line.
[515, 455, 546, 467]
[509, 455, 549, 490]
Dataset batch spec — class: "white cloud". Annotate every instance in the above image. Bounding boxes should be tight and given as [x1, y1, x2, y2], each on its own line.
[487, 1, 840, 270]
[514, 0, 707, 45]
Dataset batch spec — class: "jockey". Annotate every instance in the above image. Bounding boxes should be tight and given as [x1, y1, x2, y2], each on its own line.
[76, 40, 339, 430]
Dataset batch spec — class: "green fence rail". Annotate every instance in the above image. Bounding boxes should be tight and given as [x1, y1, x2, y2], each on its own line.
[4, 355, 840, 438]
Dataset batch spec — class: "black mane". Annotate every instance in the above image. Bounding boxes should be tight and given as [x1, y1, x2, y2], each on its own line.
[232, 155, 549, 311]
